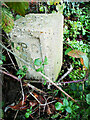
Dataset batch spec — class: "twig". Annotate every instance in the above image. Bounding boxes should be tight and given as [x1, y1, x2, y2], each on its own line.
[0, 69, 20, 81]
[14, 110, 19, 120]
[26, 83, 46, 94]
[19, 79, 25, 105]
[29, 92, 56, 106]
[0, 43, 77, 103]
[29, 92, 41, 104]
[64, 41, 74, 49]
[58, 64, 73, 81]
[7, 51, 17, 71]
[57, 79, 88, 84]
[39, 72, 77, 103]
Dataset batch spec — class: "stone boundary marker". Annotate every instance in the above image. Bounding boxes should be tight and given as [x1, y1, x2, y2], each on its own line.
[10, 13, 63, 81]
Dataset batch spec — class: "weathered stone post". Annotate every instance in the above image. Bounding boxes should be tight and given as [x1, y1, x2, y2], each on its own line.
[10, 13, 63, 81]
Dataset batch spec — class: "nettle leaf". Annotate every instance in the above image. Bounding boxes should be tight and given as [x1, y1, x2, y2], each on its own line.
[65, 48, 72, 55]
[44, 56, 48, 65]
[5, 2, 29, 17]
[1, 7, 14, 33]
[80, 54, 89, 69]
[65, 107, 72, 113]
[86, 94, 90, 105]
[63, 99, 69, 107]
[34, 58, 42, 66]
[55, 102, 63, 110]
[67, 49, 85, 58]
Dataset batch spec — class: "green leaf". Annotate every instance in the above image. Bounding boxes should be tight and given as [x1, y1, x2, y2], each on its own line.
[0, 60, 3, 65]
[16, 46, 20, 50]
[43, 79, 47, 85]
[80, 55, 89, 69]
[36, 66, 44, 72]
[86, 94, 90, 105]
[1, 55, 6, 61]
[55, 102, 63, 110]
[43, 56, 48, 65]
[70, 83, 77, 91]
[69, 101, 73, 107]
[22, 65, 28, 71]
[63, 99, 69, 107]
[5, 2, 29, 17]
[34, 58, 42, 66]
[51, 113, 60, 119]
[65, 107, 72, 113]
[27, 109, 30, 112]
[25, 112, 30, 118]
[39, 6, 44, 12]
[65, 48, 72, 55]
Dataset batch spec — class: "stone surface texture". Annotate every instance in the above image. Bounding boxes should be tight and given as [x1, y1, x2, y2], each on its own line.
[10, 13, 63, 81]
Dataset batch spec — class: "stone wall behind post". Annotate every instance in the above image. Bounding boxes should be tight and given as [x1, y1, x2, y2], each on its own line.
[10, 13, 63, 81]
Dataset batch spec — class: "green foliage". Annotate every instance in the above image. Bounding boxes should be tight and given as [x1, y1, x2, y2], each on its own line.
[55, 98, 79, 115]
[5, 2, 29, 17]
[34, 58, 42, 66]
[0, 54, 6, 65]
[0, 60, 3, 65]
[34, 56, 48, 85]
[39, 6, 45, 12]
[67, 40, 89, 53]
[16, 65, 28, 78]
[86, 94, 90, 105]
[55, 102, 63, 110]
[63, 2, 90, 40]
[25, 106, 32, 118]
[34, 57, 48, 73]
[69, 69, 86, 80]
[1, 7, 14, 33]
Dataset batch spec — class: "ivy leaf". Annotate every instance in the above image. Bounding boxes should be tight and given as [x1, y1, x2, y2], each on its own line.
[34, 58, 42, 66]
[43, 56, 48, 65]
[63, 99, 69, 106]
[65, 48, 72, 55]
[65, 107, 72, 113]
[5, 2, 29, 17]
[80, 54, 89, 69]
[55, 102, 63, 110]
[86, 94, 90, 105]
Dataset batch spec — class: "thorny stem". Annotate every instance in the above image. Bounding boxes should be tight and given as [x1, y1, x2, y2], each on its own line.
[0, 43, 77, 103]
